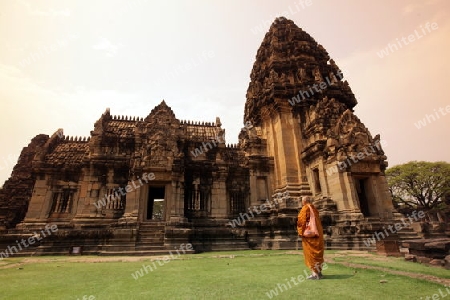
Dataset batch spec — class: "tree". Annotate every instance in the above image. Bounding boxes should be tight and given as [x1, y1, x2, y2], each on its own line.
[386, 161, 450, 210]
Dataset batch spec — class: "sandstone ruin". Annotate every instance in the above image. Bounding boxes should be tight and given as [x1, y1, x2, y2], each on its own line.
[0, 17, 413, 255]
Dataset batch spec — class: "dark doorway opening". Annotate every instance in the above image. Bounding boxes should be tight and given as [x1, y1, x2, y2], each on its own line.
[355, 178, 370, 217]
[147, 187, 165, 220]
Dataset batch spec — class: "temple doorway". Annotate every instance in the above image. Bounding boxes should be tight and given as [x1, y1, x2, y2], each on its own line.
[355, 178, 370, 217]
[147, 187, 165, 221]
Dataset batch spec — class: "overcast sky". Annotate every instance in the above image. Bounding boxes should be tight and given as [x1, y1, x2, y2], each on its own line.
[0, 0, 449, 186]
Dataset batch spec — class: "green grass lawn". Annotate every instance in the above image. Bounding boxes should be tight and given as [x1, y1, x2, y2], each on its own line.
[330, 252, 450, 279]
[0, 250, 448, 300]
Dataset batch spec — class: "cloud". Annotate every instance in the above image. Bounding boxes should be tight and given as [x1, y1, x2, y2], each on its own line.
[402, 0, 441, 15]
[92, 38, 121, 58]
[18, 0, 71, 17]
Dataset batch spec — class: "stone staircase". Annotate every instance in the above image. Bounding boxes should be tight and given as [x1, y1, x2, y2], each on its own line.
[98, 222, 172, 256]
[189, 220, 251, 252]
[397, 226, 422, 240]
[135, 222, 166, 252]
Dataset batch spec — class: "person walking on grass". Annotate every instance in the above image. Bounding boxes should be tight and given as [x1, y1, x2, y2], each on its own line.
[297, 196, 325, 280]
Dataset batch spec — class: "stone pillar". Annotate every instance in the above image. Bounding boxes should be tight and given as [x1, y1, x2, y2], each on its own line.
[124, 185, 140, 216]
[118, 174, 145, 225]
[210, 166, 228, 218]
[248, 169, 258, 208]
[261, 102, 312, 212]
[167, 172, 187, 223]
[374, 175, 396, 213]
[342, 172, 361, 212]
[25, 178, 51, 221]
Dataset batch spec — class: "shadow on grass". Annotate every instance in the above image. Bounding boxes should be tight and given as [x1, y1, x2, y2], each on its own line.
[322, 274, 354, 280]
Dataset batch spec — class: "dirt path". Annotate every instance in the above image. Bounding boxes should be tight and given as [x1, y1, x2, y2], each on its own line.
[332, 260, 450, 285]
[0, 255, 159, 269]
[324, 251, 450, 286]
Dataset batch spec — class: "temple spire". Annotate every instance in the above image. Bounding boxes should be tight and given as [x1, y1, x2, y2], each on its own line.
[244, 17, 356, 126]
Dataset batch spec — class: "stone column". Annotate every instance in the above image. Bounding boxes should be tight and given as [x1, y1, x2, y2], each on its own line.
[119, 175, 141, 225]
[210, 166, 228, 218]
[262, 102, 310, 211]
[167, 172, 187, 223]
[248, 169, 258, 207]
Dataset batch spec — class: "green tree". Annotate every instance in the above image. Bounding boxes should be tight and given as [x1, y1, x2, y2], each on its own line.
[386, 161, 450, 209]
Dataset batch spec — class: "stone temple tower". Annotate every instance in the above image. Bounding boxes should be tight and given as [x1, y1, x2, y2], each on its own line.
[0, 17, 406, 255]
[240, 17, 401, 249]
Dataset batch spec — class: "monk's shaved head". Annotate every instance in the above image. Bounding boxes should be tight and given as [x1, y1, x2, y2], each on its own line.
[302, 196, 312, 205]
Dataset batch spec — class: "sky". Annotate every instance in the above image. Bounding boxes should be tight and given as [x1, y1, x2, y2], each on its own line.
[0, 0, 449, 186]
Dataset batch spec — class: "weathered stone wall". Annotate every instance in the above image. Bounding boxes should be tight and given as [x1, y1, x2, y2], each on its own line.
[0, 134, 48, 230]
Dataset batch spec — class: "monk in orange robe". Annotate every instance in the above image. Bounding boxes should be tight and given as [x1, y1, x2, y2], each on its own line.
[297, 196, 325, 279]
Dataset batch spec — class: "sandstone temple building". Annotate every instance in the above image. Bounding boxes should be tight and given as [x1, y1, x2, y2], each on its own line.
[0, 17, 407, 255]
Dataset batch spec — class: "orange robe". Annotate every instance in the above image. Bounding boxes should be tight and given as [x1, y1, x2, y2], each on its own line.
[297, 204, 324, 273]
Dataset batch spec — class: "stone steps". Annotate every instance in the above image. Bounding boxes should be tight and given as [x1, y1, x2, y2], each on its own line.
[191, 234, 251, 252]
[135, 245, 167, 251]
[104, 221, 189, 256]
[135, 222, 166, 249]
[98, 249, 195, 256]
[138, 238, 164, 243]
[188, 219, 252, 252]
[397, 227, 422, 241]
